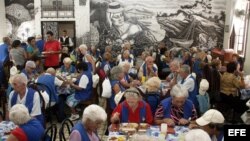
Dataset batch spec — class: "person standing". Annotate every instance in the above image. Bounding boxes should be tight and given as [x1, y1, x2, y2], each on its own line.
[59, 30, 74, 52]
[0, 37, 11, 86]
[43, 31, 61, 70]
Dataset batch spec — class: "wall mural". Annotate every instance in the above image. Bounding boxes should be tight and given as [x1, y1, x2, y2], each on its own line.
[5, 0, 35, 40]
[90, 0, 226, 56]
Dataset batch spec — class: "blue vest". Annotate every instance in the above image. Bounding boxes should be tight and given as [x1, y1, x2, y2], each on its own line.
[181, 75, 199, 108]
[144, 91, 160, 116]
[11, 88, 44, 126]
[124, 74, 130, 83]
[109, 80, 125, 110]
[20, 119, 44, 141]
[0, 43, 9, 63]
[121, 101, 146, 123]
[142, 63, 157, 77]
[74, 71, 93, 101]
[37, 74, 58, 102]
[60, 65, 76, 74]
[71, 122, 91, 141]
[193, 59, 202, 76]
[121, 57, 132, 62]
[21, 69, 29, 79]
[161, 97, 193, 119]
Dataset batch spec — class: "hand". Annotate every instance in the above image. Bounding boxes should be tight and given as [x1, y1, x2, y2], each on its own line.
[163, 118, 175, 127]
[178, 118, 189, 125]
[111, 112, 120, 123]
[188, 123, 199, 129]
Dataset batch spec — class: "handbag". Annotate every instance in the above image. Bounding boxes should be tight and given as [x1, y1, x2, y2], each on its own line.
[101, 78, 112, 98]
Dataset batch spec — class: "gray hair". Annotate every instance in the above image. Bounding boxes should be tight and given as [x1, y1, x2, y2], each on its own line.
[25, 60, 36, 68]
[124, 87, 140, 99]
[170, 84, 188, 98]
[78, 44, 88, 51]
[82, 104, 107, 124]
[185, 129, 211, 141]
[170, 59, 180, 68]
[9, 104, 31, 125]
[11, 74, 28, 86]
[180, 64, 190, 74]
[63, 57, 72, 64]
[110, 66, 123, 80]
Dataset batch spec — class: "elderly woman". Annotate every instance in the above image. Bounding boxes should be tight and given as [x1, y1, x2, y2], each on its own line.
[10, 40, 27, 70]
[154, 84, 197, 126]
[78, 44, 96, 73]
[118, 50, 134, 68]
[143, 77, 161, 116]
[109, 66, 126, 110]
[70, 104, 107, 141]
[219, 62, 245, 121]
[7, 104, 44, 141]
[138, 56, 158, 83]
[60, 57, 76, 74]
[111, 87, 153, 124]
[119, 62, 140, 89]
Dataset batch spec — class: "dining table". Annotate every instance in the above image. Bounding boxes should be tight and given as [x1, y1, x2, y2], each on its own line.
[0, 121, 16, 141]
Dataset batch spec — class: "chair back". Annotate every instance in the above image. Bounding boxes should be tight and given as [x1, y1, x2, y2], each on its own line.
[59, 118, 74, 141]
[42, 124, 57, 141]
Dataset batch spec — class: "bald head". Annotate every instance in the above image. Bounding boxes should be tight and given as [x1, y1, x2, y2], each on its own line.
[46, 67, 56, 75]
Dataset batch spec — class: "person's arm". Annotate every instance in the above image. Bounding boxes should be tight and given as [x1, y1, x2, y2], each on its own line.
[145, 103, 153, 124]
[110, 104, 122, 123]
[113, 84, 121, 95]
[69, 130, 82, 141]
[69, 38, 74, 47]
[69, 75, 89, 91]
[86, 54, 96, 73]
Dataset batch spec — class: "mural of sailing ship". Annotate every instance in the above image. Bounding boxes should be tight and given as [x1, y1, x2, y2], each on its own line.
[90, 0, 226, 56]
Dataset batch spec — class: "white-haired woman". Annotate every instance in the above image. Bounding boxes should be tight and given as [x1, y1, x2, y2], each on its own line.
[69, 104, 107, 141]
[118, 50, 134, 68]
[78, 44, 96, 73]
[111, 87, 153, 124]
[7, 104, 44, 141]
[59, 57, 76, 74]
[154, 84, 197, 126]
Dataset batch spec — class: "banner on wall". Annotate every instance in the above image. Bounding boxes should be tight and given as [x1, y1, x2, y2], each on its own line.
[90, 0, 226, 56]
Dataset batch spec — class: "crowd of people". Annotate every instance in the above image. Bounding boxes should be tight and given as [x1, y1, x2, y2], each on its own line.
[0, 29, 248, 141]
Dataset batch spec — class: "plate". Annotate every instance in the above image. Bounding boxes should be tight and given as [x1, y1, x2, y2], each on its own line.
[108, 135, 126, 141]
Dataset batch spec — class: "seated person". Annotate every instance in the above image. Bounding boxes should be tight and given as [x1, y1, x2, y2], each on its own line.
[111, 87, 153, 124]
[154, 84, 197, 126]
[60, 57, 76, 74]
[7, 104, 44, 141]
[8, 74, 44, 126]
[138, 56, 158, 83]
[69, 104, 107, 141]
[66, 62, 93, 121]
[119, 62, 140, 89]
[189, 109, 225, 141]
[20, 60, 37, 82]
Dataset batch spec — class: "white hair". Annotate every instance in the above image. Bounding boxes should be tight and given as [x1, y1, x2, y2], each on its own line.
[124, 87, 140, 99]
[82, 104, 107, 124]
[25, 60, 36, 68]
[170, 84, 188, 98]
[78, 44, 88, 51]
[185, 129, 211, 141]
[63, 57, 72, 64]
[9, 104, 31, 125]
[46, 67, 56, 75]
[11, 74, 28, 86]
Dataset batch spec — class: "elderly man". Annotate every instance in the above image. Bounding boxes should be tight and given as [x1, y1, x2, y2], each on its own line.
[8, 74, 44, 125]
[138, 56, 158, 83]
[111, 87, 153, 124]
[177, 64, 199, 109]
[189, 109, 225, 141]
[20, 60, 37, 81]
[60, 57, 76, 74]
[0, 37, 11, 86]
[7, 104, 44, 141]
[36, 67, 66, 122]
[78, 44, 96, 73]
[154, 84, 197, 126]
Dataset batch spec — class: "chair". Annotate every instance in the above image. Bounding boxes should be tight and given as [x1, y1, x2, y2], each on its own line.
[59, 118, 74, 141]
[42, 124, 57, 141]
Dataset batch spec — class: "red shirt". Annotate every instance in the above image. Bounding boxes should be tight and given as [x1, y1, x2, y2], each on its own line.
[11, 127, 28, 141]
[44, 40, 61, 67]
[112, 101, 153, 124]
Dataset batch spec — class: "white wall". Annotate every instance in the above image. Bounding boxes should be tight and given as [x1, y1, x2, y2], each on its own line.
[244, 19, 250, 74]
[0, 0, 7, 42]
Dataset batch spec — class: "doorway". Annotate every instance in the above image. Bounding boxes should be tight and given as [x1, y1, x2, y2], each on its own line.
[41, 21, 76, 47]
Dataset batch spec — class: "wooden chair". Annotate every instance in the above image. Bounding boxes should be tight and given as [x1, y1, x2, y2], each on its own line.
[59, 118, 74, 141]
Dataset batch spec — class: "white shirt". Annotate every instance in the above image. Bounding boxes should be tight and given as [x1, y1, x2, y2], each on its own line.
[8, 88, 42, 117]
[79, 74, 89, 89]
[59, 36, 73, 47]
[178, 74, 195, 92]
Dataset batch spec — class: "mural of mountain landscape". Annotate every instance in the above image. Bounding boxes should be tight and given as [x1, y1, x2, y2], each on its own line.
[90, 0, 226, 56]
[5, 0, 35, 40]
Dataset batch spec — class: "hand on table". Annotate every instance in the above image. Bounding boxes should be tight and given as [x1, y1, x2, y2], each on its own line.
[163, 118, 175, 127]
[178, 118, 189, 125]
